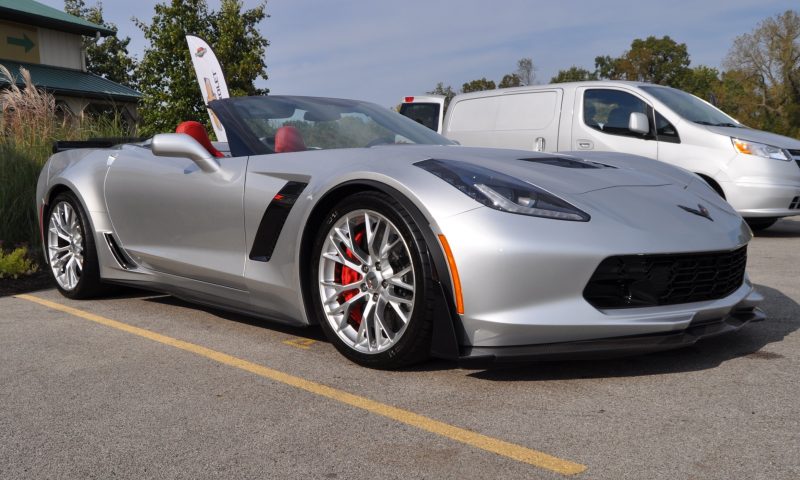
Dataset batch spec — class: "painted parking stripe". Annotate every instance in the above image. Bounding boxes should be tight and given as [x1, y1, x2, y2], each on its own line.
[282, 337, 317, 349]
[15, 294, 587, 476]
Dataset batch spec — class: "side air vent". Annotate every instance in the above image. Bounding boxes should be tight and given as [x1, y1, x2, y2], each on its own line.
[249, 181, 308, 262]
[518, 157, 615, 169]
[104, 233, 136, 269]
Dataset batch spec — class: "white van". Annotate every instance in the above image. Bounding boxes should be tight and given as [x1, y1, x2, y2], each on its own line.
[401, 81, 800, 230]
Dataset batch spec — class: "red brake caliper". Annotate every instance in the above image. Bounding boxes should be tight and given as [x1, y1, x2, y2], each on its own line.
[336, 230, 365, 327]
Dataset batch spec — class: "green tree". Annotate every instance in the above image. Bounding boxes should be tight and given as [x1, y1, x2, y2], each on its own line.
[498, 73, 521, 88]
[64, 0, 137, 88]
[461, 77, 496, 93]
[714, 69, 765, 128]
[677, 65, 721, 103]
[594, 55, 623, 80]
[516, 57, 535, 85]
[723, 10, 800, 137]
[595, 36, 691, 85]
[134, 0, 269, 136]
[551, 66, 597, 83]
[626, 36, 690, 84]
[211, 0, 269, 96]
[134, 0, 213, 136]
[428, 82, 456, 110]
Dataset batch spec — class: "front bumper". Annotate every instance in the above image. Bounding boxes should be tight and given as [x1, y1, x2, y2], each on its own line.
[723, 180, 800, 218]
[459, 305, 765, 366]
[722, 153, 800, 217]
[436, 190, 754, 348]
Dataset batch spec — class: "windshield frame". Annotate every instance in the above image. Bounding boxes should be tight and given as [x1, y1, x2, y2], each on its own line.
[209, 95, 453, 157]
[639, 85, 740, 127]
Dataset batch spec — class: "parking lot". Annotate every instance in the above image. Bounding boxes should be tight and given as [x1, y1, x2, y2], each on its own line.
[1, 218, 798, 480]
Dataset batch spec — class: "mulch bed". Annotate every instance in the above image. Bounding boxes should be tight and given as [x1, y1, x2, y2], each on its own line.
[0, 269, 54, 297]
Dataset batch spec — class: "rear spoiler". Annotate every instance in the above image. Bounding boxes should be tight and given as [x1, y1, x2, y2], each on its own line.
[52, 137, 147, 154]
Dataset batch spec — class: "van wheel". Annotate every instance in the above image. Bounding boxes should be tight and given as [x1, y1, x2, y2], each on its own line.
[696, 174, 725, 199]
[745, 217, 778, 231]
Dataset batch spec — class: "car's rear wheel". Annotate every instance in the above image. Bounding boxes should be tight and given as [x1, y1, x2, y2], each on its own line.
[745, 217, 778, 232]
[310, 191, 435, 369]
[46, 192, 105, 299]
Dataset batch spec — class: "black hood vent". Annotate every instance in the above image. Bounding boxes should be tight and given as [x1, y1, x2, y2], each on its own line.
[518, 157, 615, 169]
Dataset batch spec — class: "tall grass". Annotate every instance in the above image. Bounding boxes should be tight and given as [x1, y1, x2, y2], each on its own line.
[0, 65, 133, 252]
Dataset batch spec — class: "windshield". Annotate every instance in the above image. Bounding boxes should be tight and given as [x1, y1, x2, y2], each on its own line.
[639, 86, 740, 127]
[210, 96, 452, 156]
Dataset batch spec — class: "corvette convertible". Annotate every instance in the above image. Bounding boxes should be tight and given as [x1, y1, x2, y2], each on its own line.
[37, 95, 765, 368]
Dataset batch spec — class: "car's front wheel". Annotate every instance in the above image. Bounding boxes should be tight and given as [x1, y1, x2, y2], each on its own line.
[46, 192, 105, 299]
[310, 191, 435, 369]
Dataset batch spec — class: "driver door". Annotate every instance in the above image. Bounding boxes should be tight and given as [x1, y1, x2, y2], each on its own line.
[104, 145, 248, 290]
[572, 87, 658, 160]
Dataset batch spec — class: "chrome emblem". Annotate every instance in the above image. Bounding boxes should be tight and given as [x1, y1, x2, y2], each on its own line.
[678, 203, 713, 221]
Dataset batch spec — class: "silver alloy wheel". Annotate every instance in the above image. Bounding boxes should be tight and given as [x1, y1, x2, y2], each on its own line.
[47, 201, 84, 291]
[318, 209, 415, 354]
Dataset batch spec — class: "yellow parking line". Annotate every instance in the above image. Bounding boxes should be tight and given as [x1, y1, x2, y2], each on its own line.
[15, 293, 587, 476]
[282, 337, 317, 350]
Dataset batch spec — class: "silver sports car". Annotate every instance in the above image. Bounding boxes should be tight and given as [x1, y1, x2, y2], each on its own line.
[36, 95, 764, 368]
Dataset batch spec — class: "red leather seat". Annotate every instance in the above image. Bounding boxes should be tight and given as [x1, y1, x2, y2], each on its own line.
[176, 121, 224, 158]
[275, 126, 306, 153]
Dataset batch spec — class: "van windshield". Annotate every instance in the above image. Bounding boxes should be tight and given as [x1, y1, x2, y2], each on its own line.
[639, 86, 740, 127]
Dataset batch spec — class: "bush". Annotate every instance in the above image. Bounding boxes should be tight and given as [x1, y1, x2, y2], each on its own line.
[0, 247, 38, 279]
[0, 64, 133, 252]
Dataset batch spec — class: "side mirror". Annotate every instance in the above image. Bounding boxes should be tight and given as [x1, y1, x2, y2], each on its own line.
[152, 133, 220, 173]
[628, 112, 649, 135]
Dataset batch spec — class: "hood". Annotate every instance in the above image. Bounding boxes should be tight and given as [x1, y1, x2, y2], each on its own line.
[382, 145, 679, 195]
[702, 125, 800, 150]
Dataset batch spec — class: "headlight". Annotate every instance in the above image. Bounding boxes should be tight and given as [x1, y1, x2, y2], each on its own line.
[415, 159, 590, 221]
[731, 138, 790, 161]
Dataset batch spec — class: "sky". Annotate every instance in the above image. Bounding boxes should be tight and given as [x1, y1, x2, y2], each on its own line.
[38, 0, 798, 107]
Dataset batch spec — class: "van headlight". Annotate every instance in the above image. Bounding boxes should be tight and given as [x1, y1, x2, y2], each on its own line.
[415, 159, 590, 221]
[731, 138, 790, 161]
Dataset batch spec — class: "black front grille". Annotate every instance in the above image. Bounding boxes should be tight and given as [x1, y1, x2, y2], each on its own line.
[584, 247, 747, 309]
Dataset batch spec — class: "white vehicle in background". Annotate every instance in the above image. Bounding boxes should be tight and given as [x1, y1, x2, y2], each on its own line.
[398, 95, 445, 133]
[400, 81, 800, 230]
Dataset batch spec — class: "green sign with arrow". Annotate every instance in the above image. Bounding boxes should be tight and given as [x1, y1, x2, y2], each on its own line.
[0, 21, 41, 63]
[7, 33, 35, 53]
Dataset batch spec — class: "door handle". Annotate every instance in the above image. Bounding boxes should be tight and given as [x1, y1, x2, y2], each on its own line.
[577, 140, 594, 150]
[534, 137, 545, 152]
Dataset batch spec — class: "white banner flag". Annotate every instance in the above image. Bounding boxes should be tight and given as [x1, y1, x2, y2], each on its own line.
[186, 35, 230, 142]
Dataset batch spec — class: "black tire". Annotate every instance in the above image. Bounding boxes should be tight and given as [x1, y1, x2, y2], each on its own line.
[745, 217, 778, 232]
[309, 191, 436, 369]
[45, 192, 107, 299]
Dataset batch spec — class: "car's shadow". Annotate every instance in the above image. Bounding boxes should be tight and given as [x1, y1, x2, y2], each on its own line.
[466, 284, 798, 381]
[753, 217, 800, 238]
[141, 293, 328, 341]
[122, 284, 797, 378]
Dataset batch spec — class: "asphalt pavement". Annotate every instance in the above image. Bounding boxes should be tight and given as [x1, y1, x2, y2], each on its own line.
[1, 217, 799, 480]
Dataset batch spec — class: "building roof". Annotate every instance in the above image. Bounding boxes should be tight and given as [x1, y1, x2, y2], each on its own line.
[0, 60, 141, 102]
[0, 0, 115, 37]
